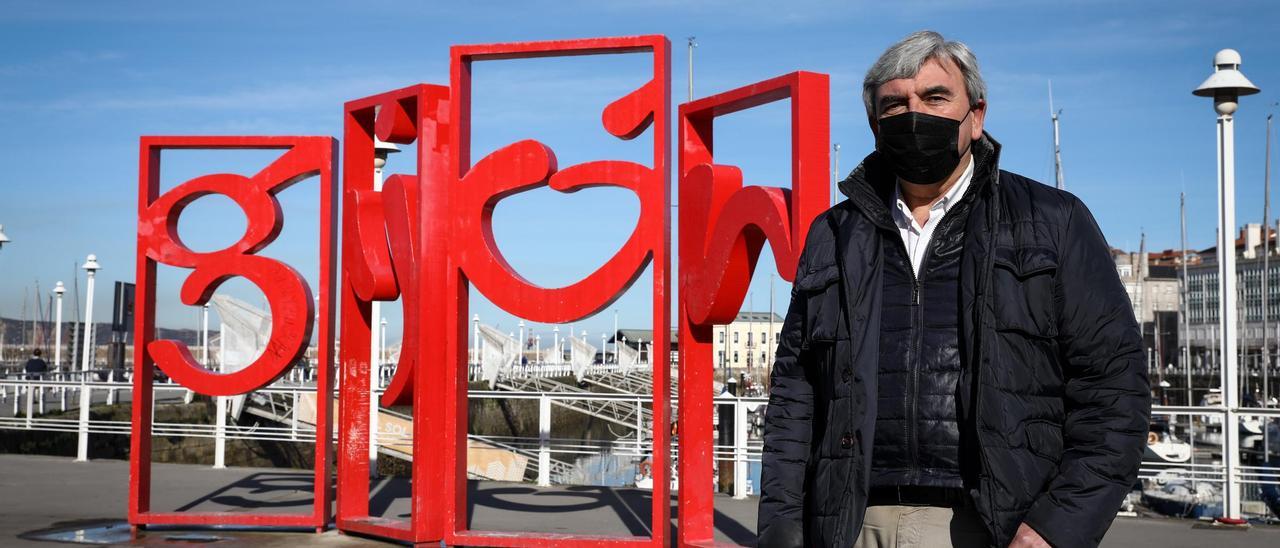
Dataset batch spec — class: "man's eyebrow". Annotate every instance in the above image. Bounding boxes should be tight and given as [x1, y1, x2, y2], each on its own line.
[878, 92, 908, 109]
[921, 85, 954, 97]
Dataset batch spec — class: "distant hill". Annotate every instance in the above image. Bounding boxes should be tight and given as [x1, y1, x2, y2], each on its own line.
[0, 316, 205, 349]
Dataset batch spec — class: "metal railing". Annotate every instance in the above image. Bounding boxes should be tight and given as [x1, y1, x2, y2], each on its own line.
[1144, 405, 1280, 520]
[0, 377, 768, 496]
[3, 377, 1274, 517]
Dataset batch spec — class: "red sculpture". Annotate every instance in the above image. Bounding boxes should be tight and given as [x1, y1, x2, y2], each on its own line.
[677, 72, 829, 546]
[130, 136, 338, 531]
[129, 34, 828, 548]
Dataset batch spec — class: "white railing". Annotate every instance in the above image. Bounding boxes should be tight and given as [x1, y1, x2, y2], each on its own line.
[1145, 406, 1280, 520]
[0, 377, 770, 495]
[3, 377, 1274, 515]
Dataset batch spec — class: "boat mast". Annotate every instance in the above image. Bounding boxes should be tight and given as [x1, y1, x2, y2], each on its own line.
[1050, 81, 1065, 190]
[1182, 191, 1192, 406]
[1264, 113, 1272, 414]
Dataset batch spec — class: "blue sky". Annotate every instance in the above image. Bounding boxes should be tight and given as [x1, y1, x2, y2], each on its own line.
[1, 0, 1278, 345]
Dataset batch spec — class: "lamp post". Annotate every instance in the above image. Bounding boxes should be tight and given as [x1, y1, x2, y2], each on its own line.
[833, 144, 841, 206]
[686, 36, 696, 102]
[518, 319, 526, 365]
[201, 304, 210, 367]
[1193, 47, 1260, 521]
[76, 254, 100, 462]
[380, 317, 388, 366]
[367, 139, 399, 478]
[0, 224, 9, 363]
[53, 282, 65, 371]
[369, 138, 399, 376]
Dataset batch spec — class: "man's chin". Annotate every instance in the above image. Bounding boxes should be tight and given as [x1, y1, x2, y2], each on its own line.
[899, 176, 946, 187]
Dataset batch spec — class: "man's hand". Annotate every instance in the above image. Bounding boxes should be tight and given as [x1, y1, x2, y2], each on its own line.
[1009, 523, 1051, 548]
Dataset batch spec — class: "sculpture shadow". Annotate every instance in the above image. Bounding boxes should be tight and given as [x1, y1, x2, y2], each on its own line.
[366, 478, 755, 545]
[174, 471, 315, 512]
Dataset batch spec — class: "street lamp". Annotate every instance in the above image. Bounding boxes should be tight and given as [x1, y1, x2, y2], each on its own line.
[201, 304, 210, 368]
[1193, 47, 1260, 521]
[366, 138, 400, 479]
[379, 317, 388, 366]
[76, 253, 100, 462]
[53, 282, 65, 371]
[369, 139, 399, 374]
[518, 319, 526, 362]
[80, 254, 101, 374]
[473, 314, 481, 366]
[833, 144, 841, 206]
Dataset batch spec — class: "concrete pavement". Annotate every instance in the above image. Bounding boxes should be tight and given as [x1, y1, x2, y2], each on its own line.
[1, 454, 1278, 546]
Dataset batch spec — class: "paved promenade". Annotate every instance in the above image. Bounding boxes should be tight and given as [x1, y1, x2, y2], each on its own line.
[0, 454, 1277, 546]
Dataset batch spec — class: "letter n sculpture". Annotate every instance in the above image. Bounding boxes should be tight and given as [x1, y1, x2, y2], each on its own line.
[677, 72, 829, 546]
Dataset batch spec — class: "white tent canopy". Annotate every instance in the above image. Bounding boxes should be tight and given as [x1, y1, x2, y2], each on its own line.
[568, 336, 597, 380]
[208, 294, 271, 374]
[478, 323, 520, 388]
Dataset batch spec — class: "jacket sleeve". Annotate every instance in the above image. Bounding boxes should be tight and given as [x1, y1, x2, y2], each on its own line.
[1022, 197, 1151, 548]
[757, 219, 822, 548]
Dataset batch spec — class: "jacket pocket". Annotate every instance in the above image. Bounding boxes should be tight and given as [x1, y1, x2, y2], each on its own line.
[1023, 418, 1064, 464]
[797, 263, 842, 345]
[991, 245, 1059, 338]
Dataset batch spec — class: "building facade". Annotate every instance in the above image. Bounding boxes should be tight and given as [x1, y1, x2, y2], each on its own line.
[1185, 223, 1280, 361]
[712, 311, 783, 374]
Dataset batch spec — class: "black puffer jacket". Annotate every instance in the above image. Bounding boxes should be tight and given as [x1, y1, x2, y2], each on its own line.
[757, 134, 1150, 548]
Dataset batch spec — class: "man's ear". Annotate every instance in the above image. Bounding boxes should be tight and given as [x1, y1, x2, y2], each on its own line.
[970, 99, 987, 141]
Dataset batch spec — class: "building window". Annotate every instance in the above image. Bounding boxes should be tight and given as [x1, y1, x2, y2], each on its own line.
[733, 351, 739, 363]
[734, 332, 739, 344]
[718, 331, 724, 343]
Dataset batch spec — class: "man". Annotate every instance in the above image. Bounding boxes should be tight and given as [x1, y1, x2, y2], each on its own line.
[757, 31, 1149, 548]
[25, 348, 49, 380]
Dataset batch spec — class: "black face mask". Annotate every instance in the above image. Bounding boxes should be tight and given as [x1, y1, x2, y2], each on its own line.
[875, 110, 972, 185]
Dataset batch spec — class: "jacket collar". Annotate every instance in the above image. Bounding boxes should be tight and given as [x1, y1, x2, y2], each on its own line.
[838, 132, 1003, 231]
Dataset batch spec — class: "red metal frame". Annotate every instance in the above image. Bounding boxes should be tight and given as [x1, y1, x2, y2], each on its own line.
[336, 83, 450, 544]
[676, 72, 829, 546]
[440, 35, 672, 547]
[129, 136, 338, 532]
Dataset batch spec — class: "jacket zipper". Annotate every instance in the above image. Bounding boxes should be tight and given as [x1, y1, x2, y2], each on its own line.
[899, 206, 957, 483]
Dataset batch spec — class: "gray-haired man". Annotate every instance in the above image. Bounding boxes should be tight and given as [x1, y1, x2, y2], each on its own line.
[757, 31, 1149, 548]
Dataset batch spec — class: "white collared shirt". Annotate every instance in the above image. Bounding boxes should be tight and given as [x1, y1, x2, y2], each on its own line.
[891, 156, 975, 277]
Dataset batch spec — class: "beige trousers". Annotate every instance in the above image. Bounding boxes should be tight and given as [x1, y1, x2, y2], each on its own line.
[853, 504, 991, 548]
